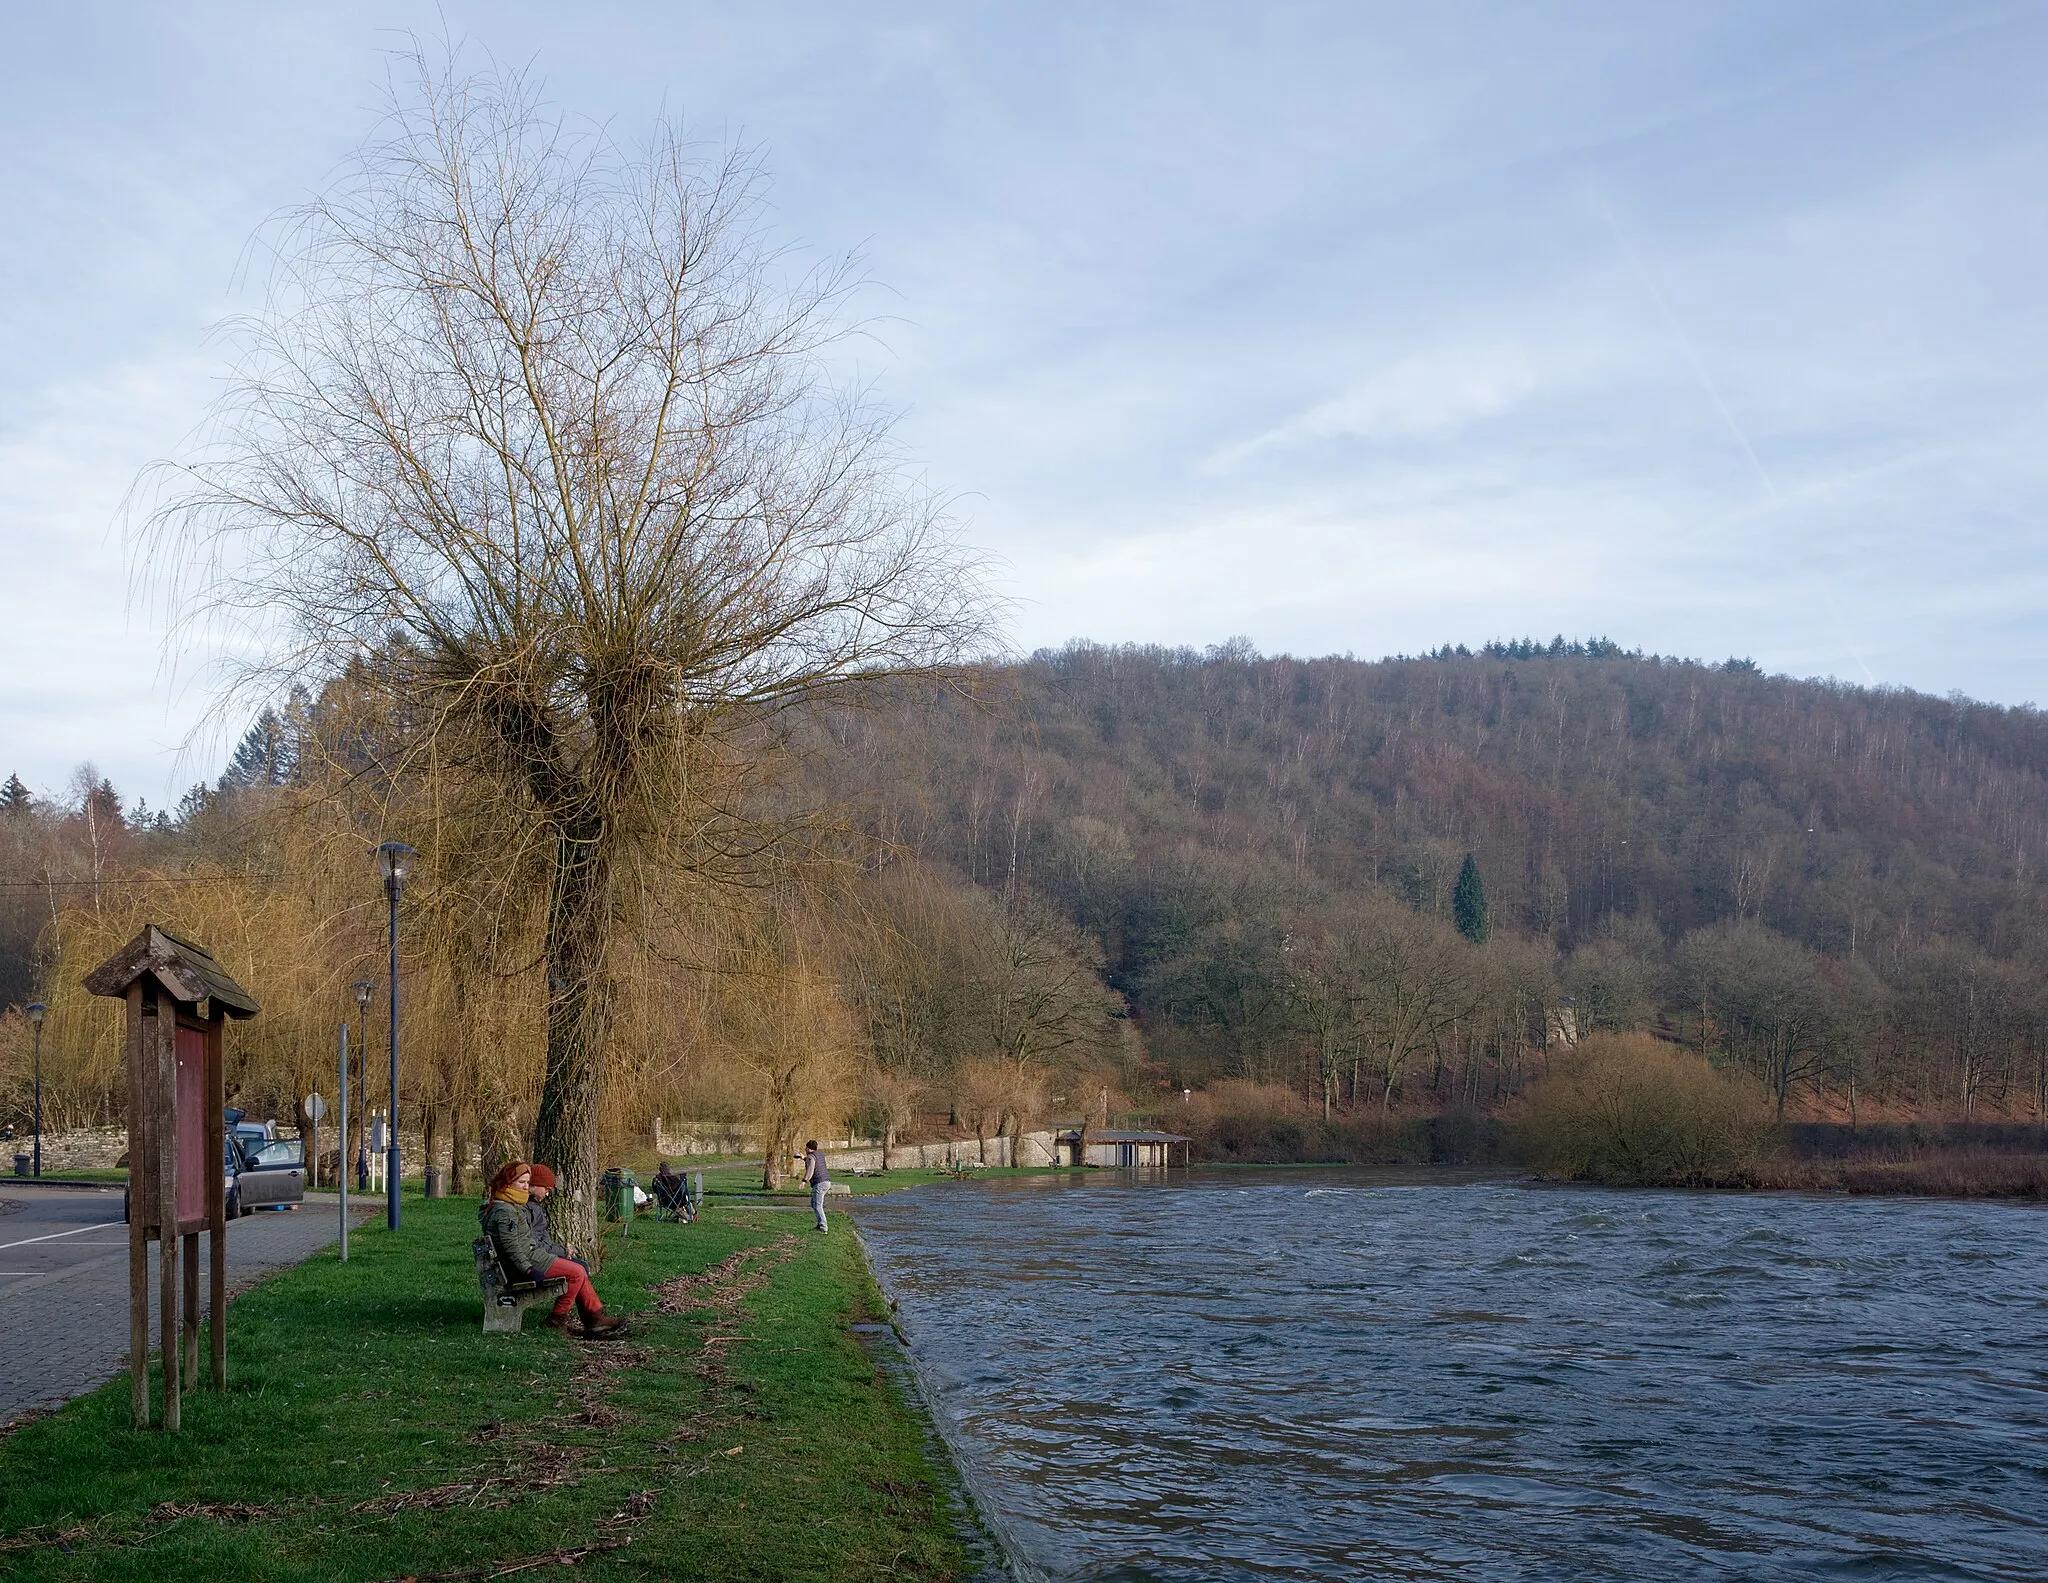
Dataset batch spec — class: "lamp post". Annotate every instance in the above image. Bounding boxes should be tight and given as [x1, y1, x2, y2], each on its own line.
[25, 1003, 45, 1178]
[376, 842, 416, 1231]
[350, 980, 374, 1190]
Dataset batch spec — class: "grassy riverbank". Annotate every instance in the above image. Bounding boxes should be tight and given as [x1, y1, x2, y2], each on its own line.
[0, 1193, 978, 1582]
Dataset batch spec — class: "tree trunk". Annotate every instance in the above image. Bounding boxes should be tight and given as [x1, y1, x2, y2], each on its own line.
[448, 1096, 469, 1196]
[477, 1084, 520, 1189]
[532, 823, 614, 1256]
[760, 1062, 801, 1189]
[423, 1102, 442, 1189]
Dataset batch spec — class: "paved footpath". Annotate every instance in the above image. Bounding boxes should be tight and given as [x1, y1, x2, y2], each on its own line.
[0, 1184, 369, 1426]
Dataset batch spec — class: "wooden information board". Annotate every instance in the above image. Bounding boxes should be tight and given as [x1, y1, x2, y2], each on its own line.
[84, 926, 259, 1431]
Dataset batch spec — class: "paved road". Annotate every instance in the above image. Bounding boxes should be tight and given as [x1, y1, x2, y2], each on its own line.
[0, 1184, 367, 1425]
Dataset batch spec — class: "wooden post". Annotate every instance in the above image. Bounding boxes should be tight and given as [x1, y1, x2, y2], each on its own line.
[128, 985, 150, 1429]
[181, 1232, 200, 1386]
[209, 1019, 226, 1390]
[155, 1001, 180, 1431]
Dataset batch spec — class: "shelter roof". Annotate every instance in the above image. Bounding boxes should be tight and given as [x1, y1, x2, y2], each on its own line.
[82, 924, 261, 1018]
[1054, 1129, 1191, 1144]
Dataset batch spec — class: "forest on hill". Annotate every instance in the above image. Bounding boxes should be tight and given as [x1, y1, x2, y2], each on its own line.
[821, 639, 2048, 1120]
[3, 639, 2046, 1169]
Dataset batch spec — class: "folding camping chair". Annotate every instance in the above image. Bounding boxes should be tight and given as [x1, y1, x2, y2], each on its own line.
[651, 1170, 695, 1223]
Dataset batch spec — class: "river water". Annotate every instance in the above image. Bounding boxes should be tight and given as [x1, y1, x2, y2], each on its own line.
[852, 1169, 2048, 1582]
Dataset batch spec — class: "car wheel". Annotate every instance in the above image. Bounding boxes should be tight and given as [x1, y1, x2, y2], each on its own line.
[227, 1185, 243, 1219]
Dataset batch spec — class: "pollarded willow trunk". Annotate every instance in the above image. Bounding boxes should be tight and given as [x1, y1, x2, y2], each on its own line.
[760, 1062, 802, 1189]
[448, 1097, 469, 1196]
[423, 1103, 442, 1191]
[533, 819, 615, 1260]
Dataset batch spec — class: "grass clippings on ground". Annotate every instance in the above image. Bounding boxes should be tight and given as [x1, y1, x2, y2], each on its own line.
[0, 1192, 974, 1582]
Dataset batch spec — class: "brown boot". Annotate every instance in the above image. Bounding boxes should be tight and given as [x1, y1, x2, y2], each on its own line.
[577, 1309, 629, 1341]
[542, 1310, 575, 1334]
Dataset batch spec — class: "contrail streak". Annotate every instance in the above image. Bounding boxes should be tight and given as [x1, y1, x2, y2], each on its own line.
[1595, 192, 1876, 685]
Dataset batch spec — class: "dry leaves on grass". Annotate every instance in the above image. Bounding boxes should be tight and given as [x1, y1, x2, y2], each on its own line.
[373, 1483, 662, 1581]
[649, 1233, 800, 1322]
[150, 1501, 274, 1523]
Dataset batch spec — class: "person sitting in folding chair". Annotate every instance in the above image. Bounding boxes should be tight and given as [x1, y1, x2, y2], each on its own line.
[650, 1159, 692, 1223]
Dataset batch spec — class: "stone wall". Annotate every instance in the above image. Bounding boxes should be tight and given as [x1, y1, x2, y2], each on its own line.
[651, 1119, 1065, 1172]
[821, 1129, 1062, 1173]
[3, 1126, 129, 1171]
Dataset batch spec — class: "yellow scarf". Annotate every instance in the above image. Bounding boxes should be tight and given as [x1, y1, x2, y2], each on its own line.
[495, 1185, 530, 1207]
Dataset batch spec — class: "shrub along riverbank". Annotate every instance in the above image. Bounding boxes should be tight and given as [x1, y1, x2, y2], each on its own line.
[0, 1191, 981, 1582]
[1176, 1036, 2048, 1199]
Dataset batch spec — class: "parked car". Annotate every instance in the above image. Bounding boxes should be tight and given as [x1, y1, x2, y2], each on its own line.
[224, 1105, 275, 1153]
[124, 1117, 306, 1222]
[233, 1137, 306, 1212]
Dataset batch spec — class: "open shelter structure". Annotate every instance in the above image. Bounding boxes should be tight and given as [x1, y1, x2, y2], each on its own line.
[84, 925, 260, 1430]
[1056, 1128, 1192, 1168]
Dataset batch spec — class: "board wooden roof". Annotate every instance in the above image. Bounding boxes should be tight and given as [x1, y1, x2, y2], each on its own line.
[82, 924, 261, 1018]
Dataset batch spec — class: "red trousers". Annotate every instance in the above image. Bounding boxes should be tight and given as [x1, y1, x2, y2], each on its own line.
[544, 1258, 601, 1317]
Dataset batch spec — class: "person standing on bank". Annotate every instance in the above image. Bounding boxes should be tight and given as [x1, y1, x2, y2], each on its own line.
[802, 1140, 830, 1233]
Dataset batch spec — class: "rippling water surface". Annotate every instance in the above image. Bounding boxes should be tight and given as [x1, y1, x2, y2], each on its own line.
[853, 1170, 2048, 1581]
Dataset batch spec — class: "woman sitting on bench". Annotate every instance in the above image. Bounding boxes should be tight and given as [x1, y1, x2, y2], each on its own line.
[482, 1161, 627, 1339]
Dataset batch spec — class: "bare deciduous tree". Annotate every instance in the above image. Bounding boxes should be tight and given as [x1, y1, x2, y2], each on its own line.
[1352, 903, 1474, 1116]
[150, 52, 992, 1244]
[859, 1066, 924, 1171]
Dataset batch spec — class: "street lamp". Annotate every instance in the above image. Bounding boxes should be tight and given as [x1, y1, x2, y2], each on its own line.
[350, 979, 374, 1190]
[375, 841, 416, 1231]
[25, 1003, 45, 1178]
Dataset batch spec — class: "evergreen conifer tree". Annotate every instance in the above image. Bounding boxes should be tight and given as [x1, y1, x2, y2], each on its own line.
[1453, 852, 1489, 944]
[0, 773, 27, 813]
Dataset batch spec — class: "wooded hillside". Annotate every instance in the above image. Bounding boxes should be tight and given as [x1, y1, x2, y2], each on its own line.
[5, 638, 2046, 1150]
[823, 639, 2048, 1119]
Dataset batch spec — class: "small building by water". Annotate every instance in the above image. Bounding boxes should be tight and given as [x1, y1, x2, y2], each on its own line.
[1055, 1129, 1191, 1168]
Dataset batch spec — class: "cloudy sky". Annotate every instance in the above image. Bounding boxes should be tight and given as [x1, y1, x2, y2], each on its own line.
[4, 1, 2046, 806]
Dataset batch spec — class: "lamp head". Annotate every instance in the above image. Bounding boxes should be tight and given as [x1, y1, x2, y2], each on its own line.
[351, 980, 374, 1012]
[24, 1002, 45, 1025]
[375, 840, 417, 890]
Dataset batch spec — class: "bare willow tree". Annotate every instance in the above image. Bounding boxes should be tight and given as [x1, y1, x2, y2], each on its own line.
[150, 52, 992, 1244]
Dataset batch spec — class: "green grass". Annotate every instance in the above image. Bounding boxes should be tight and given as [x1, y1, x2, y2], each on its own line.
[0, 1194, 975, 1582]
[12, 1167, 129, 1184]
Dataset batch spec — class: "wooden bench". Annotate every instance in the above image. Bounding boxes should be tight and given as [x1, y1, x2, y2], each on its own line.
[472, 1238, 568, 1334]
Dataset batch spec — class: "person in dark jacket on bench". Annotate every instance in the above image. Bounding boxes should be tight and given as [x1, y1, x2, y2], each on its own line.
[481, 1161, 626, 1339]
[525, 1164, 583, 1270]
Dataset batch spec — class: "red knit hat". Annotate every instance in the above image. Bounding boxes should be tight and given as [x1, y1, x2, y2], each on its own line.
[528, 1164, 556, 1190]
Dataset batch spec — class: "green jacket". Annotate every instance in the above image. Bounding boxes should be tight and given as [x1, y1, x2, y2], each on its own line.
[482, 1197, 547, 1283]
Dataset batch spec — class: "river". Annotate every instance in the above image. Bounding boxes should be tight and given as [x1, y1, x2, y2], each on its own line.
[852, 1168, 2048, 1581]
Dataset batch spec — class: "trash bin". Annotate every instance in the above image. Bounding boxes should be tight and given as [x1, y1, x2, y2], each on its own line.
[423, 1166, 444, 1199]
[11, 1152, 28, 1177]
[600, 1167, 636, 1233]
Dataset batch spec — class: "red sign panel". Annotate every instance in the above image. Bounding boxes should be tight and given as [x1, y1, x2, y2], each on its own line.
[175, 1025, 208, 1228]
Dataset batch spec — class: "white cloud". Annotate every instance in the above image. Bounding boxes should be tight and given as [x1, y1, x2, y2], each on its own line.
[5, 0, 2048, 804]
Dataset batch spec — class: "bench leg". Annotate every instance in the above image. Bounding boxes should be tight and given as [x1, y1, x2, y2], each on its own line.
[481, 1278, 569, 1335]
